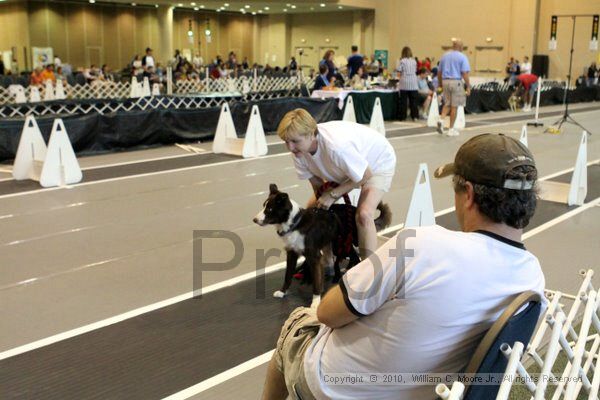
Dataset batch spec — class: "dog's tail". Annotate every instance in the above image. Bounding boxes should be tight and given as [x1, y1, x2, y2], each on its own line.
[375, 202, 392, 231]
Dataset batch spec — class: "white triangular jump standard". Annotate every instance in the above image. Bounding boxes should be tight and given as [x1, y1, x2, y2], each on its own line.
[427, 93, 440, 127]
[12, 115, 47, 181]
[30, 86, 41, 103]
[538, 131, 588, 205]
[567, 131, 588, 206]
[369, 97, 386, 136]
[404, 163, 436, 228]
[519, 125, 528, 147]
[39, 119, 82, 187]
[453, 105, 465, 129]
[55, 79, 66, 100]
[212, 103, 268, 158]
[142, 77, 151, 97]
[44, 80, 55, 101]
[130, 77, 141, 98]
[343, 95, 357, 122]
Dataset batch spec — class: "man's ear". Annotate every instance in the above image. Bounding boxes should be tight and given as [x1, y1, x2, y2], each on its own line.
[464, 181, 476, 209]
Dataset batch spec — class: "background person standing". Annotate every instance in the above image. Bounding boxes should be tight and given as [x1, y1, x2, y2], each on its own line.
[437, 39, 471, 136]
[396, 46, 419, 121]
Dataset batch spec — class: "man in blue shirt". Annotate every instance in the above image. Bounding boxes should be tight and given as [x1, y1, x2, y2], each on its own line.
[437, 39, 471, 136]
[347, 46, 364, 79]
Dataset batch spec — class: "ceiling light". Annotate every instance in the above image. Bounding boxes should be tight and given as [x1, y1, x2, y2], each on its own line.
[320, 3, 325, 7]
[155, 4, 159, 7]
[131, 2, 136, 6]
[200, 5, 205, 8]
[258, 10, 262, 13]
[310, 7, 314, 10]
[89, 0, 95, 3]
[194, 6, 199, 10]
[264, 6, 269, 10]
[291, 5, 296, 9]
[283, 8, 288, 12]
[224, 2, 229, 6]
[178, 3, 183, 6]
[286, 3, 290, 6]
[245, 5, 250, 8]
[216, 9, 221, 12]
[338, 5, 343, 9]
[191, 2, 196, 5]
[252, 11, 256, 15]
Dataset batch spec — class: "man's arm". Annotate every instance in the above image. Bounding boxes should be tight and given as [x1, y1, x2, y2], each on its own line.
[462, 71, 470, 95]
[317, 285, 359, 329]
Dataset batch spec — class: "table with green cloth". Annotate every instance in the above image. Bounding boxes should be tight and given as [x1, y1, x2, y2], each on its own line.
[311, 89, 398, 123]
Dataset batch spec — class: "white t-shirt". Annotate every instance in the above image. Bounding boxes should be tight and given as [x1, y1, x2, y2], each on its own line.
[304, 225, 546, 400]
[143, 55, 155, 68]
[292, 121, 396, 184]
[521, 62, 532, 75]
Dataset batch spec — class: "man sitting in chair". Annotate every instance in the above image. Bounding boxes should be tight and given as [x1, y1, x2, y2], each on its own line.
[261, 133, 546, 400]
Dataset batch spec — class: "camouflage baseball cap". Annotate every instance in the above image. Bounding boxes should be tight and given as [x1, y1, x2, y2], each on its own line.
[434, 133, 536, 190]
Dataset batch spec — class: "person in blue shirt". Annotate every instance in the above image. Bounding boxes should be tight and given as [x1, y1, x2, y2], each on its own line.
[437, 39, 471, 136]
[347, 45, 364, 79]
[313, 64, 333, 90]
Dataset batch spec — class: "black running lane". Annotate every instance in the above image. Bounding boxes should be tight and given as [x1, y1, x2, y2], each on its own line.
[0, 105, 597, 196]
[1, 166, 598, 400]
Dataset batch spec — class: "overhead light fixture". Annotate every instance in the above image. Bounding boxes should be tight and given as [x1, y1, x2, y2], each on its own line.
[216, 8, 221, 12]
[264, 6, 269, 10]
[155, 4, 159, 7]
[283, 8, 288, 12]
[191, 2, 196, 5]
[89, 0, 95, 3]
[338, 5, 343, 9]
[258, 10, 263, 13]
[224, 2, 229, 6]
[200, 5, 205, 8]
[291, 5, 296, 9]
[194, 7, 199, 10]
[320, 3, 326, 7]
[131, 2, 136, 6]
[245, 4, 250, 8]
[310, 7, 314, 10]
[252, 11, 256, 15]
[178, 3, 183, 6]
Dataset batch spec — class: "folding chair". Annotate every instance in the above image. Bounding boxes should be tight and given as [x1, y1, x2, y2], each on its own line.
[460, 291, 543, 400]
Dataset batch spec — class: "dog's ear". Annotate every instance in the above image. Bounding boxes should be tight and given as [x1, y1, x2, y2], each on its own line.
[269, 184, 278, 194]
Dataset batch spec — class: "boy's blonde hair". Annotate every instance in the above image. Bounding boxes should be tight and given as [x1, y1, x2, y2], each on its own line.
[277, 108, 317, 141]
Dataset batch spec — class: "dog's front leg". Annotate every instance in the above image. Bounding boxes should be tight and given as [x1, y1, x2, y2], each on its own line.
[306, 250, 324, 308]
[274, 251, 298, 299]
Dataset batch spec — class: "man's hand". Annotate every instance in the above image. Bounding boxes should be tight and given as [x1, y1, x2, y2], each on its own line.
[316, 191, 336, 209]
[466, 87, 471, 96]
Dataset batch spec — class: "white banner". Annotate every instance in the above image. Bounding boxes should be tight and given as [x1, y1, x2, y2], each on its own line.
[32, 47, 54, 68]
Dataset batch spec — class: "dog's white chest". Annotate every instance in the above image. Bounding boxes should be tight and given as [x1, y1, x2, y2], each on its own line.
[282, 231, 305, 253]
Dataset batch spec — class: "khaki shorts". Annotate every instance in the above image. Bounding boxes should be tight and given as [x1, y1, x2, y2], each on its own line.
[274, 307, 321, 400]
[364, 170, 395, 192]
[442, 80, 466, 107]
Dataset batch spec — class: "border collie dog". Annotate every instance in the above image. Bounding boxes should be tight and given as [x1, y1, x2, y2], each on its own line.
[253, 184, 391, 307]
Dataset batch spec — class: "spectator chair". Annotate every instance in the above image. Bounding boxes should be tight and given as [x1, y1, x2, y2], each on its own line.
[459, 290, 543, 400]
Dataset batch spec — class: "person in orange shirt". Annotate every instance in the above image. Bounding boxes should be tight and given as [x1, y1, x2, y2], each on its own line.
[39, 64, 56, 84]
[30, 67, 44, 86]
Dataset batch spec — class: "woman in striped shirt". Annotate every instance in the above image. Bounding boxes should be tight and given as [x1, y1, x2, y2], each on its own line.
[396, 46, 419, 121]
